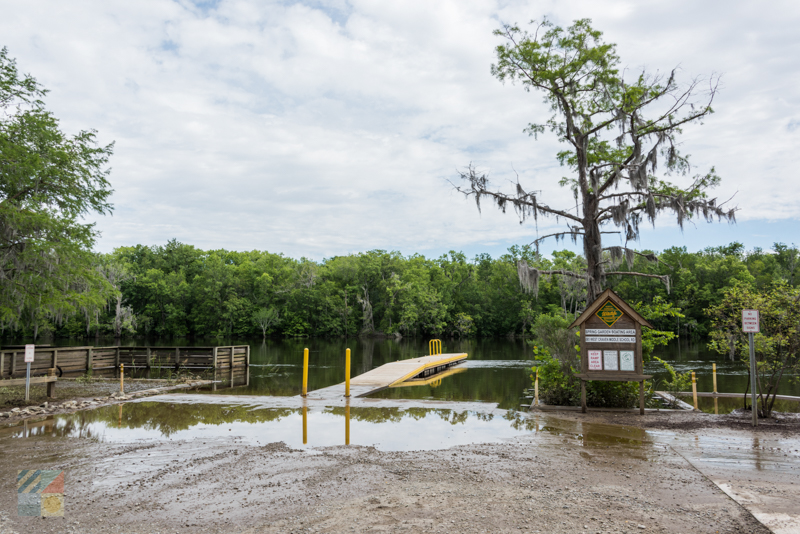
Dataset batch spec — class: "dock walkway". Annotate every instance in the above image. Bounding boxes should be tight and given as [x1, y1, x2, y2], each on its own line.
[302, 353, 468, 401]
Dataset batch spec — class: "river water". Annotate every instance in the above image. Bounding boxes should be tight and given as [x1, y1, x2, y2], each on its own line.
[9, 336, 799, 409]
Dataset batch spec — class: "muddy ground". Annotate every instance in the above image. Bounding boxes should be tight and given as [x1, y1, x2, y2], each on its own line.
[0, 380, 212, 425]
[0, 378, 209, 412]
[3, 403, 794, 534]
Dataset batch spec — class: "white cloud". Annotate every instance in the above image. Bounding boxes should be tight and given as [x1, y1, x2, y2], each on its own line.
[2, 0, 798, 259]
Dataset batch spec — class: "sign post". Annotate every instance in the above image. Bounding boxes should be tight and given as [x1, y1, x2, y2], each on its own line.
[742, 310, 759, 427]
[24, 344, 35, 401]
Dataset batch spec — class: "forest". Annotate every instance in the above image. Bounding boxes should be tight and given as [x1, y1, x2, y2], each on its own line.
[8, 239, 797, 342]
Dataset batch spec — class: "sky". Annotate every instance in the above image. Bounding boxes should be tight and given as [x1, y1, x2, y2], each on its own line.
[2, 0, 798, 260]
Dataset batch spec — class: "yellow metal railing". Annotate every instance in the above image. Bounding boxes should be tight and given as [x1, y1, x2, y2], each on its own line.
[428, 339, 442, 355]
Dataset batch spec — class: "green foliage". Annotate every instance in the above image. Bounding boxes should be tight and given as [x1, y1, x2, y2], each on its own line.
[707, 283, 800, 417]
[653, 356, 692, 408]
[0, 47, 114, 336]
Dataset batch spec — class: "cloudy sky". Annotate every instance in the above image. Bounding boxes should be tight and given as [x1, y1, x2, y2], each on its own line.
[2, 0, 798, 259]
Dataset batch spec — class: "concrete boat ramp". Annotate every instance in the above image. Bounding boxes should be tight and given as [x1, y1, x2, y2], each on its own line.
[302, 352, 468, 401]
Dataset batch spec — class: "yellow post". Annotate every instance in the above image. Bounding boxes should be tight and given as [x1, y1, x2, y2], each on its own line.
[302, 404, 308, 445]
[345, 348, 351, 397]
[345, 401, 350, 445]
[712, 363, 717, 393]
[534, 368, 539, 406]
[712, 363, 718, 414]
[120, 363, 124, 394]
[302, 348, 309, 397]
[692, 371, 698, 410]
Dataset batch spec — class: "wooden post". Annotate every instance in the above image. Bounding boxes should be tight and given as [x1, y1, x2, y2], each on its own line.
[51, 349, 58, 369]
[213, 347, 218, 369]
[580, 379, 587, 413]
[146, 347, 152, 379]
[534, 368, 539, 406]
[11, 351, 17, 378]
[47, 368, 56, 398]
[639, 380, 645, 415]
[120, 364, 124, 393]
[245, 345, 250, 367]
[175, 347, 180, 371]
[230, 346, 235, 369]
[691, 371, 698, 410]
[87, 347, 94, 374]
[0, 352, 5, 378]
[115, 347, 120, 378]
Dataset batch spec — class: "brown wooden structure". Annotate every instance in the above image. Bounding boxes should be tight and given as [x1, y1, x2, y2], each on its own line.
[0, 345, 249, 379]
[569, 289, 653, 414]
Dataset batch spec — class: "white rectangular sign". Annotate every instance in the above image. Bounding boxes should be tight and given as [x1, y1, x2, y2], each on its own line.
[588, 350, 602, 370]
[24, 344, 35, 363]
[620, 350, 635, 371]
[603, 350, 618, 371]
[742, 310, 759, 333]
[586, 329, 636, 336]
[586, 336, 636, 344]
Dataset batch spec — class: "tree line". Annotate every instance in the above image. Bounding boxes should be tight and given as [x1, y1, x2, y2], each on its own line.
[5, 239, 794, 342]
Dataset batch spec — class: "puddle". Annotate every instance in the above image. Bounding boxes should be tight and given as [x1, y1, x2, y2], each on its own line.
[0, 402, 544, 451]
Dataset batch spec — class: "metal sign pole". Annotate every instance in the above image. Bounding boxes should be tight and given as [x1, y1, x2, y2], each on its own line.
[25, 362, 31, 401]
[749, 332, 757, 427]
[24, 344, 35, 402]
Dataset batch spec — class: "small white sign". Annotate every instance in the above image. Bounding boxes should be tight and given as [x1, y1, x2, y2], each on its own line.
[742, 310, 759, 333]
[24, 344, 35, 363]
[603, 350, 619, 371]
[586, 336, 636, 343]
[586, 329, 636, 336]
[588, 350, 602, 370]
[620, 350, 635, 371]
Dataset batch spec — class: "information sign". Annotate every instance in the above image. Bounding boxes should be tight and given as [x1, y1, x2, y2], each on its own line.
[620, 350, 635, 371]
[588, 350, 602, 370]
[603, 350, 618, 371]
[742, 310, 759, 333]
[24, 344, 35, 363]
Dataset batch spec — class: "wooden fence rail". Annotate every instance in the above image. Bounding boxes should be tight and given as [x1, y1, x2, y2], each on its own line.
[0, 345, 250, 378]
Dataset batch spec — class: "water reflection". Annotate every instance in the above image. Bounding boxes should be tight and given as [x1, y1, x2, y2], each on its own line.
[1, 402, 539, 451]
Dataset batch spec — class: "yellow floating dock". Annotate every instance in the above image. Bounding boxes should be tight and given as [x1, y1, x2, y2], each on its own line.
[302, 353, 468, 400]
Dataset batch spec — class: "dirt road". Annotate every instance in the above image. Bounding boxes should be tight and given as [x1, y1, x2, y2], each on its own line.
[3, 398, 792, 534]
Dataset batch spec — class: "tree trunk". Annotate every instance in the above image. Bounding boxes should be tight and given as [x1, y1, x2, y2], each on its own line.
[114, 294, 122, 339]
[583, 202, 604, 303]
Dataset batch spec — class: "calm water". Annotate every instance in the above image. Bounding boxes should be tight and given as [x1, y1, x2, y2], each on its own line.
[7, 337, 799, 407]
[1, 402, 539, 451]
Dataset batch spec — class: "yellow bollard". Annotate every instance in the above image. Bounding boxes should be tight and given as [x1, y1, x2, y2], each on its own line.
[712, 363, 717, 393]
[302, 404, 308, 445]
[713, 363, 718, 414]
[302, 348, 309, 397]
[534, 368, 539, 406]
[692, 371, 698, 410]
[345, 348, 351, 397]
[345, 401, 350, 446]
[120, 363, 124, 394]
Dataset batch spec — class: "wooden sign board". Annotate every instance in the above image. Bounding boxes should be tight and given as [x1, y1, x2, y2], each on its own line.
[568, 289, 653, 414]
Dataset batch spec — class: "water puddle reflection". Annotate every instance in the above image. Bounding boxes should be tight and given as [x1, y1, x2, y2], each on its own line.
[1, 402, 547, 451]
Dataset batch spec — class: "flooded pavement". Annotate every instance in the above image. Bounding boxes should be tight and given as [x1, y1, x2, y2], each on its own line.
[0, 394, 797, 534]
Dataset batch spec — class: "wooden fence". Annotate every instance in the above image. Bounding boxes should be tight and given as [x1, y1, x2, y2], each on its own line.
[0, 345, 250, 379]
